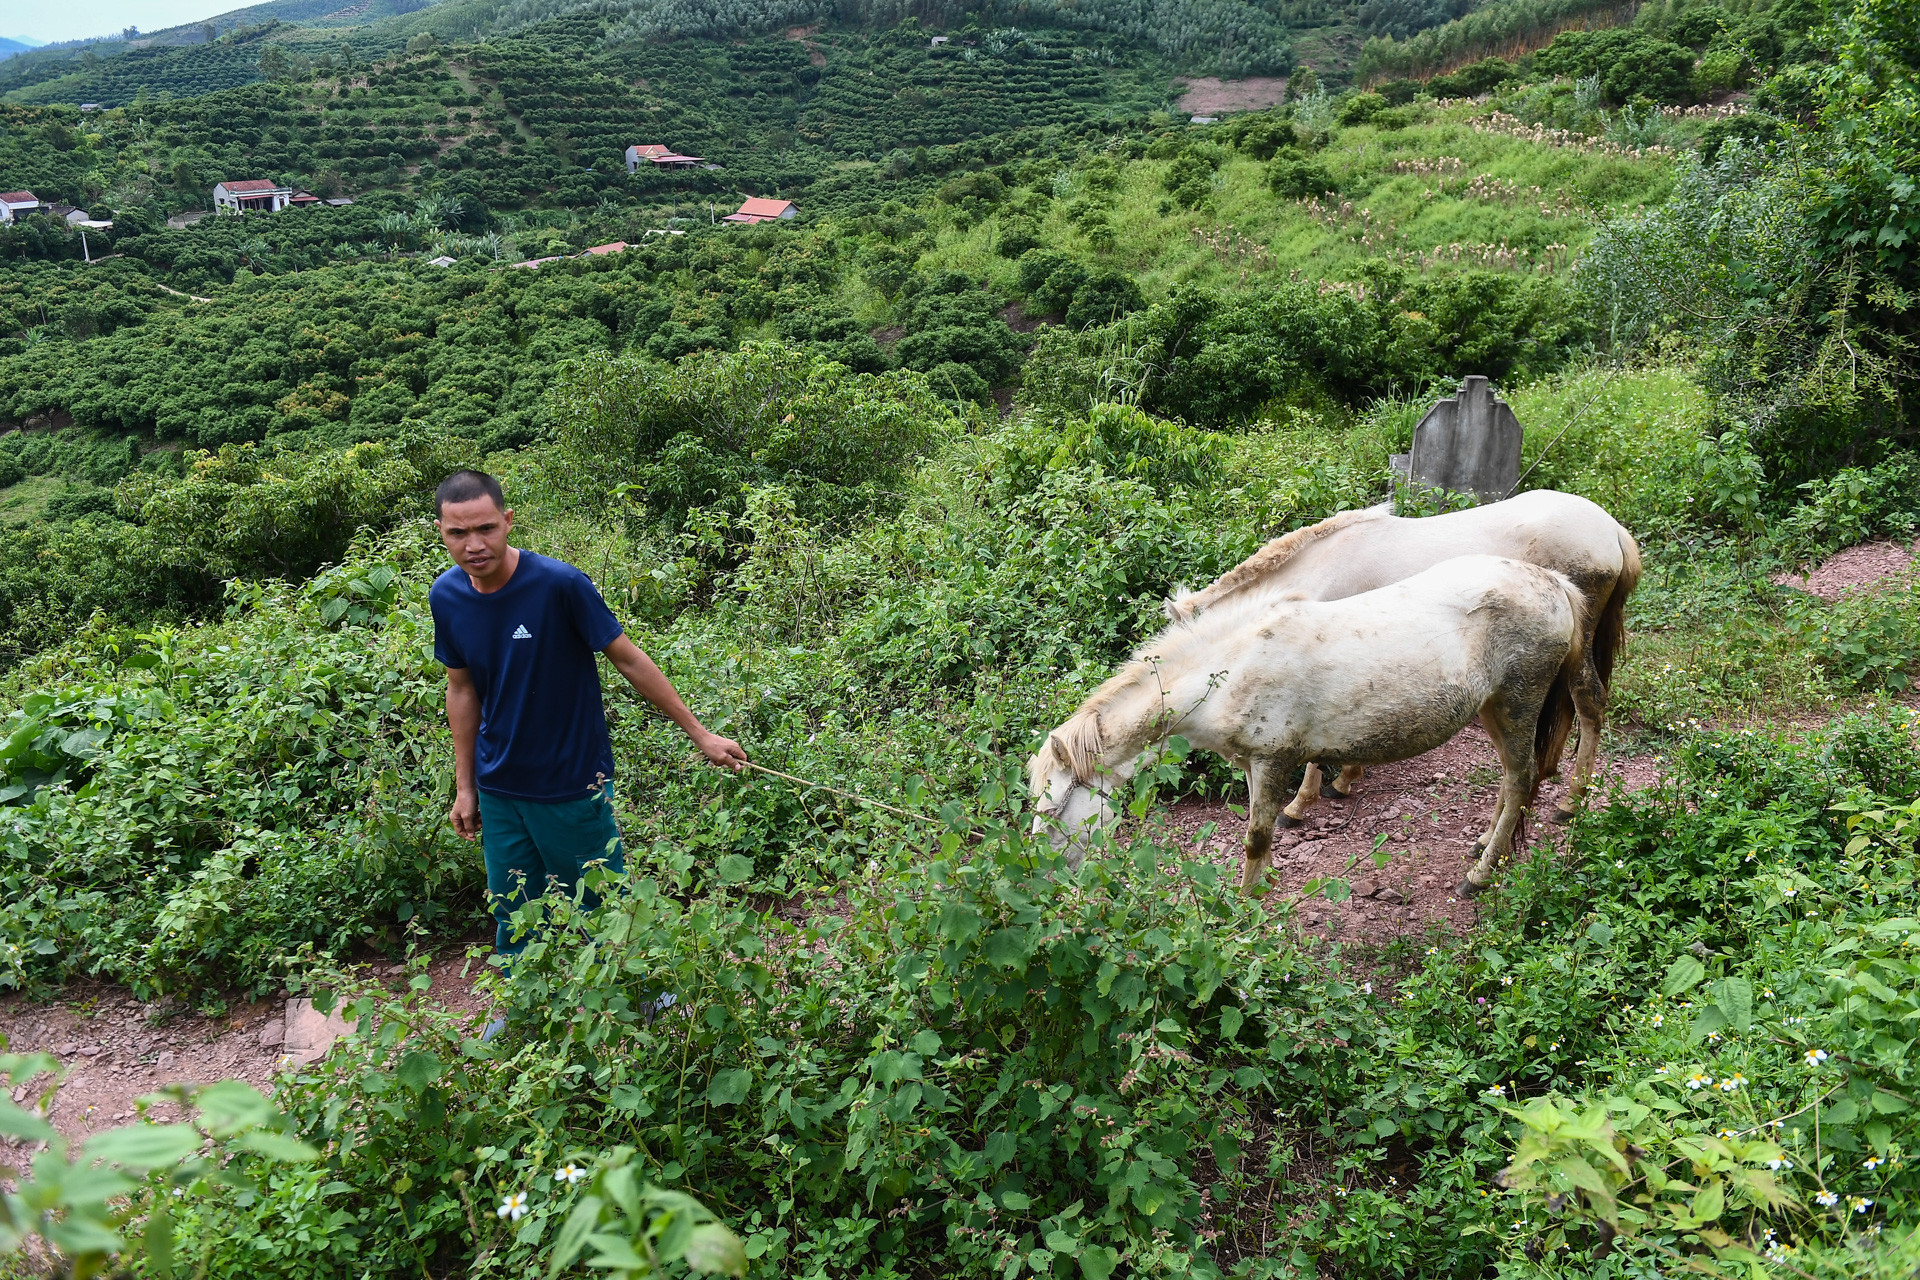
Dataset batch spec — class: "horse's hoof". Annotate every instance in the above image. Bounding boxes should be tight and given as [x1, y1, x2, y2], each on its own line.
[1550, 805, 1578, 824]
[1277, 813, 1303, 829]
[1457, 877, 1488, 898]
[1475, 833, 1492, 850]
[1327, 785, 1352, 801]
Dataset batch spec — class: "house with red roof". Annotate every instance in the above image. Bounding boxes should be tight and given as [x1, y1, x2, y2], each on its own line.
[625, 144, 705, 172]
[212, 179, 294, 214]
[0, 191, 43, 224]
[722, 197, 798, 225]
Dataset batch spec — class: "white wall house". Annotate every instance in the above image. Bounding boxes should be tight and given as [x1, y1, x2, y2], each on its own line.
[0, 191, 42, 224]
[213, 180, 293, 213]
[625, 144, 705, 173]
[722, 197, 798, 225]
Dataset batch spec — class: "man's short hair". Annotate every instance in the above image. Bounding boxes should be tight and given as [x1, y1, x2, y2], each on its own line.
[435, 470, 505, 518]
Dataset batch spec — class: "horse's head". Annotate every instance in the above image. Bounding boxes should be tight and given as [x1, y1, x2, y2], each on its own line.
[1026, 714, 1119, 864]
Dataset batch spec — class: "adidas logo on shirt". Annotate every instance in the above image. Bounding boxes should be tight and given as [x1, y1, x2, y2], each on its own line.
[511, 625, 533, 640]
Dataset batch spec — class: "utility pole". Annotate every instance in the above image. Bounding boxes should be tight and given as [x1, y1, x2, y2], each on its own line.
[80, 228, 90, 264]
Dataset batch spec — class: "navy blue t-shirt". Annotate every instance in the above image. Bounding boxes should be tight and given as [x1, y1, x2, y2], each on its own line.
[430, 551, 625, 801]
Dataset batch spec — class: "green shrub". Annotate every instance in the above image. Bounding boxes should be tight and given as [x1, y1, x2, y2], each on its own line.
[1782, 576, 1920, 693]
[0, 530, 477, 997]
[927, 360, 992, 406]
[1338, 91, 1387, 125]
[1161, 150, 1220, 212]
[1695, 45, 1748, 95]
[996, 212, 1043, 259]
[987, 404, 1227, 502]
[1063, 270, 1145, 331]
[1229, 117, 1299, 159]
[1266, 155, 1337, 198]
[117, 434, 478, 582]
[1771, 453, 1920, 566]
[1441, 55, 1517, 96]
[551, 343, 951, 528]
[1534, 29, 1699, 105]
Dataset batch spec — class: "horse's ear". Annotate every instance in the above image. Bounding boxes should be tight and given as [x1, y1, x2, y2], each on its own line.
[1049, 733, 1072, 766]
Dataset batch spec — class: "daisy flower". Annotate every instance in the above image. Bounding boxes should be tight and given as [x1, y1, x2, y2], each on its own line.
[1851, 1196, 1874, 1215]
[1805, 1048, 1829, 1066]
[1685, 1070, 1712, 1090]
[1815, 1190, 1839, 1207]
[1718, 1073, 1747, 1092]
[555, 1164, 587, 1185]
[498, 1192, 528, 1221]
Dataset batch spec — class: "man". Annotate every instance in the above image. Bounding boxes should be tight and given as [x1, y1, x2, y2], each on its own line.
[430, 470, 747, 961]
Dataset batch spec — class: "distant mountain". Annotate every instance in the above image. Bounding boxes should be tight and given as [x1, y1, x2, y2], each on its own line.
[0, 37, 44, 59]
[142, 0, 438, 40]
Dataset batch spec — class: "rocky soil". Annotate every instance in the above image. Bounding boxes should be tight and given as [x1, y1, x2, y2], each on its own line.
[1152, 721, 1662, 946]
[1774, 536, 1918, 600]
[0, 949, 493, 1147]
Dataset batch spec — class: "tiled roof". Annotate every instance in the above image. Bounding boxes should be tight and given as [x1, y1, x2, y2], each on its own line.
[583, 242, 630, 255]
[219, 179, 286, 194]
[0, 192, 37, 205]
[736, 197, 795, 218]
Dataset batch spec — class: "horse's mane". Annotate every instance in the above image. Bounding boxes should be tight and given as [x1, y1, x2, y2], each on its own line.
[1164, 503, 1391, 622]
[1038, 579, 1312, 787]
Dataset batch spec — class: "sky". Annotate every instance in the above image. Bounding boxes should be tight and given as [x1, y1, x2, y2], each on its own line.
[11, 1, 232, 46]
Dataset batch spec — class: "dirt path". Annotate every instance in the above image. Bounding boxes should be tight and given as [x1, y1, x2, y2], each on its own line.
[0, 948, 492, 1147]
[1146, 724, 1663, 946]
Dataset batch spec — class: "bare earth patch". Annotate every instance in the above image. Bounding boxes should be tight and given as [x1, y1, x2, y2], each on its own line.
[0, 948, 492, 1148]
[1773, 537, 1918, 601]
[1142, 722, 1664, 948]
[1175, 76, 1290, 116]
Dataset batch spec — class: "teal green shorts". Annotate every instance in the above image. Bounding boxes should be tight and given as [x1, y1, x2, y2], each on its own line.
[478, 784, 625, 955]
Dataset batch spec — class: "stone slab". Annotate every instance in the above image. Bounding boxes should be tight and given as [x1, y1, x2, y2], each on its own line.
[1405, 375, 1522, 503]
[283, 998, 355, 1068]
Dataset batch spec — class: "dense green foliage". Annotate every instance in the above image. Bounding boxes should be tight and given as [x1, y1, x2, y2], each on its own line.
[139, 697, 1920, 1278]
[1, 0, 1919, 1275]
[0, 540, 470, 998]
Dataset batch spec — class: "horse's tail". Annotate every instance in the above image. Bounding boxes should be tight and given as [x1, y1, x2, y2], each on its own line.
[1537, 521, 1639, 781]
[1591, 522, 1641, 690]
[1532, 572, 1589, 807]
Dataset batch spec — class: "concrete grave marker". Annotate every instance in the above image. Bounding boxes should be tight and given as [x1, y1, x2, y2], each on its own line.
[1389, 376, 1523, 506]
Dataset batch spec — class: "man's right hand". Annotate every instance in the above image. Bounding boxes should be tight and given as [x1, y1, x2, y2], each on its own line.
[450, 789, 481, 841]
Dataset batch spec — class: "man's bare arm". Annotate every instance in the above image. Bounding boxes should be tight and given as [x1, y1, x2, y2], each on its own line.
[603, 635, 749, 770]
[446, 667, 483, 839]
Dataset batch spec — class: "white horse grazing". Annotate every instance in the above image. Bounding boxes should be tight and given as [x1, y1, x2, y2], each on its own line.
[1166, 490, 1639, 826]
[1029, 555, 1602, 897]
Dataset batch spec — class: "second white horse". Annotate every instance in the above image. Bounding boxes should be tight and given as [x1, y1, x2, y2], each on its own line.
[1030, 555, 1601, 896]
[1164, 489, 1640, 827]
